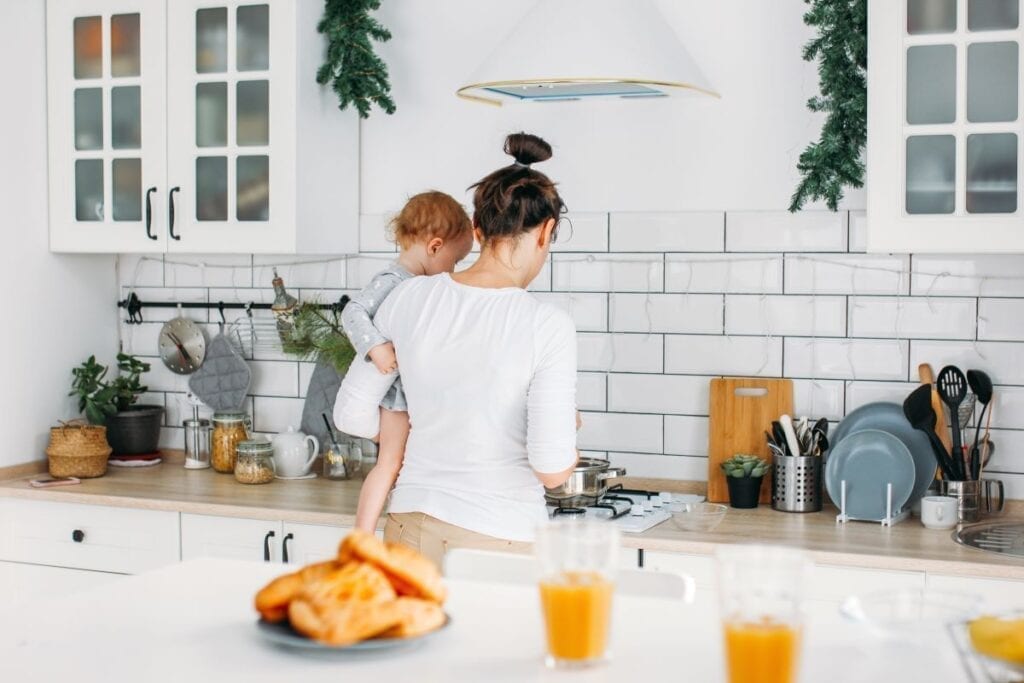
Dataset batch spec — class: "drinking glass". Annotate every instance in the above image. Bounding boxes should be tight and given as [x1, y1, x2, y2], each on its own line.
[535, 519, 619, 669]
[717, 545, 810, 683]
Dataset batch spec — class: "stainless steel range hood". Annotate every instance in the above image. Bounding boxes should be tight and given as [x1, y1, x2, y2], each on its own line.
[456, 0, 718, 105]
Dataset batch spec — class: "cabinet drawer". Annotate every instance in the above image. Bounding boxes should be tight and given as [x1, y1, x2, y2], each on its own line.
[0, 499, 180, 574]
[927, 573, 1024, 610]
[181, 514, 281, 562]
[283, 522, 351, 565]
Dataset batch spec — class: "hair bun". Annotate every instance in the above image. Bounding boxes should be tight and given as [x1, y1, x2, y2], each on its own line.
[504, 132, 552, 166]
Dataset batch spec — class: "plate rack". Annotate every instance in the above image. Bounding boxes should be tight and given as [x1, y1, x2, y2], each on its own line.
[835, 480, 911, 527]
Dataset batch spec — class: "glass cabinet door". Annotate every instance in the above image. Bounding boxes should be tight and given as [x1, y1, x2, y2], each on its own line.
[166, 1, 290, 253]
[47, 0, 166, 252]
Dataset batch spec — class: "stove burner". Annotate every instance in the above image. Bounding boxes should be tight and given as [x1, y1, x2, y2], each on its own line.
[551, 507, 585, 517]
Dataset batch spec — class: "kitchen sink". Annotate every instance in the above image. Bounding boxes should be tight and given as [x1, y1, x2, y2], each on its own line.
[954, 523, 1024, 558]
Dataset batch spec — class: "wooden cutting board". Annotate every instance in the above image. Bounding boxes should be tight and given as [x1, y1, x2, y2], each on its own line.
[707, 378, 794, 504]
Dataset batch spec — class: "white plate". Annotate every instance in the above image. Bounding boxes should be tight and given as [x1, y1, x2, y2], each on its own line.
[825, 429, 916, 521]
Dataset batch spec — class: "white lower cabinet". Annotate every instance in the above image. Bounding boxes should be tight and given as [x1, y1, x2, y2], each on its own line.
[0, 560, 122, 605]
[927, 573, 1024, 610]
[281, 522, 353, 565]
[180, 514, 356, 565]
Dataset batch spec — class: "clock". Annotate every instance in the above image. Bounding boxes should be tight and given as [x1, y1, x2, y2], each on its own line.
[158, 317, 207, 375]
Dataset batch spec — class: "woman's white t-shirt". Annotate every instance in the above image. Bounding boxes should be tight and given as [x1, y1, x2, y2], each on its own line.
[337, 273, 578, 542]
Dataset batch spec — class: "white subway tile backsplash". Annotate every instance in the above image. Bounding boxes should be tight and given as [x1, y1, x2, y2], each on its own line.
[980, 429, 1024, 474]
[577, 333, 663, 373]
[120, 323, 163, 358]
[726, 295, 847, 337]
[165, 255, 253, 288]
[254, 255, 345, 290]
[533, 293, 608, 332]
[848, 297, 977, 340]
[911, 255, 1024, 297]
[359, 214, 397, 253]
[608, 212, 724, 252]
[528, 257, 553, 292]
[911, 340, 1024, 385]
[552, 254, 663, 292]
[552, 213, 608, 253]
[577, 372, 607, 411]
[249, 360, 299, 397]
[664, 416, 709, 456]
[665, 253, 783, 294]
[345, 255, 400, 290]
[979, 299, 1024, 341]
[785, 338, 910, 381]
[119, 254, 164, 287]
[792, 379, 846, 421]
[845, 381, 921, 412]
[607, 374, 710, 415]
[577, 412, 662, 453]
[785, 254, 910, 295]
[609, 293, 722, 334]
[606, 452, 707, 480]
[664, 335, 782, 377]
[253, 396, 306, 434]
[726, 211, 847, 252]
[990, 386, 1024, 430]
[143, 361, 194, 393]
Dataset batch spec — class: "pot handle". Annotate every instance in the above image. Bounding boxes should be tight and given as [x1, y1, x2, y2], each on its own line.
[596, 467, 626, 481]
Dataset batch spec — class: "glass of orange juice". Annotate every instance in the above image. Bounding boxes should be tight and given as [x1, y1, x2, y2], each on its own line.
[535, 519, 619, 669]
[717, 545, 810, 683]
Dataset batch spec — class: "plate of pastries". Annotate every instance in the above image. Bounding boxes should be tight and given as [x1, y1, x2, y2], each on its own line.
[254, 530, 449, 650]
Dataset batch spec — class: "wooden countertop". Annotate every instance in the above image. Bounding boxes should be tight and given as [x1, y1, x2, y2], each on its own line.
[3, 454, 1024, 579]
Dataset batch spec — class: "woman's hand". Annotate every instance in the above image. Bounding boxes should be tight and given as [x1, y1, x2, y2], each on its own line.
[368, 342, 398, 374]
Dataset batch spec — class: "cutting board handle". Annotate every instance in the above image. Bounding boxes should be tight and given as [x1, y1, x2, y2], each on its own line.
[734, 387, 769, 398]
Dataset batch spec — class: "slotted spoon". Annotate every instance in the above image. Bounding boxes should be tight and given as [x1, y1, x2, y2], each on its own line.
[937, 365, 968, 480]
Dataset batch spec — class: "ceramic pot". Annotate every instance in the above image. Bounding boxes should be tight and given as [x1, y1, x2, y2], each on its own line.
[726, 475, 763, 509]
[104, 405, 164, 455]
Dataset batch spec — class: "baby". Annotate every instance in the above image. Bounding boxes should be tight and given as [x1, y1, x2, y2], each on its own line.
[338, 191, 474, 533]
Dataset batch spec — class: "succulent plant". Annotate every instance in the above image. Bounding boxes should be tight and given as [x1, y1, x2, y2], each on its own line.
[720, 454, 768, 479]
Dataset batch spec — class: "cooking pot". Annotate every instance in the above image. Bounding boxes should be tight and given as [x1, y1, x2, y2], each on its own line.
[544, 457, 626, 502]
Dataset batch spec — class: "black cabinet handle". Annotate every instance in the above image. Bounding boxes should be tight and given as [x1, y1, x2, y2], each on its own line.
[144, 187, 157, 240]
[72, 529, 85, 543]
[168, 186, 181, 241]
[282, 533, 294, 563]
[263, 530, 276, 561]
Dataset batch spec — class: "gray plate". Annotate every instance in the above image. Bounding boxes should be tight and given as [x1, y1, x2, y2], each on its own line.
[256, 615, 451, 653]
[825, 429, 916, 521]
[832, 402, 936, 505]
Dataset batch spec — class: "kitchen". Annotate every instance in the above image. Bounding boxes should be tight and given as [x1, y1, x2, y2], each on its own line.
[2, 0, 1024, 680]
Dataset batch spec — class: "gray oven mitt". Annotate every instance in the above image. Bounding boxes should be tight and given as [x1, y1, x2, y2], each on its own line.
[300, 361, 344, 454]
[188, 333, 252, 412]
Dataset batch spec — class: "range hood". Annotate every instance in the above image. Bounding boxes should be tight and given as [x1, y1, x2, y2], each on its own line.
[456, 0, 718, 105]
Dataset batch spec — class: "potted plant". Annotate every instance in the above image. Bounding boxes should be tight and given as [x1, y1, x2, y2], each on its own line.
[70, 354, 164, 455]
[720, 454, 768, 509]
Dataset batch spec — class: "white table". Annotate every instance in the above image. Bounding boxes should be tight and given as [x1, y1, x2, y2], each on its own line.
[0, 559, 973, 682]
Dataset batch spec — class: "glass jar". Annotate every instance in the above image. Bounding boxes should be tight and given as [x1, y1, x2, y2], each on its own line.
[234, 439, 275, 484]
[211, 411, 250, 473]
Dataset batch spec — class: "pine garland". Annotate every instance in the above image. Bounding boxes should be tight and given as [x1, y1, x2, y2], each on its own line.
[281, 303, 357, 375]
[789, 0, 867, 212]
[316, 0, 396, 119]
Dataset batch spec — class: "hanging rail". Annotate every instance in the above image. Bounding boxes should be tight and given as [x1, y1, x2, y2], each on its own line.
[117, 292, 349, 325]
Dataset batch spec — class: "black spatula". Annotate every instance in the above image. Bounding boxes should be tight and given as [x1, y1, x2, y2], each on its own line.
[937, 365, 968, 479]
[967, 369, 993, 480]
[904, 384, 958, 480]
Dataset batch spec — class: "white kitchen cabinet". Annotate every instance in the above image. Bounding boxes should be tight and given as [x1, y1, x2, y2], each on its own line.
[281, 521, 353, 564]
[0, 560, 122, 606]
[181, 513, 283, 562]
[927, 572, 1024, 609]
[47, 0, 358, 254]
[867, 0, 1023, 253]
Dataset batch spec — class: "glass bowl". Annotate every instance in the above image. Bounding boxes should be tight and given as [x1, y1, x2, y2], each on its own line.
[670, 502, 728, 532]
[840, 589, 981, 639]
[949, 610, 1024, 681]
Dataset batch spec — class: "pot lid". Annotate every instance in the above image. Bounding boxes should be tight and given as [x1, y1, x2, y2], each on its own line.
[456, 0, 718, 106]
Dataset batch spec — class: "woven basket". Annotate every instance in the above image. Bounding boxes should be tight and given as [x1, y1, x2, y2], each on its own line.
[45, 421, 112, 478]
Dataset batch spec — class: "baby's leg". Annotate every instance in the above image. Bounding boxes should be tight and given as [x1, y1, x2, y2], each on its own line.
[354, 407, 410, 533]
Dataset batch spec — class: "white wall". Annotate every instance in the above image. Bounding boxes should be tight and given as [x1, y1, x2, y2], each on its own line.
[0, 0, 118, 466]
[360, 0, 864, 214]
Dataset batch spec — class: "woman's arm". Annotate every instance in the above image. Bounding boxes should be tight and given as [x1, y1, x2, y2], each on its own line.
[527, 308, 580, 488]
[354, 409, 410, 533]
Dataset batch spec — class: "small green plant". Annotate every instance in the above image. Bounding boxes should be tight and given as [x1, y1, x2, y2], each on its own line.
[720, 454, 768, 479]
[70, 353, 150, 424]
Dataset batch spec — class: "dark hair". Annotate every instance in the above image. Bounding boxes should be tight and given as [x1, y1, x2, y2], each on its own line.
[389, 190, 472, 249]
[469, 133, 566, 245]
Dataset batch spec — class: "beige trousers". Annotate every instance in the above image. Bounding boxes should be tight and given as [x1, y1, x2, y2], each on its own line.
[384, 512, 531, 570]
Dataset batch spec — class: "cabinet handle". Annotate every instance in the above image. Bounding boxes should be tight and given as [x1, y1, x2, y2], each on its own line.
[168, 186, 181, 241]
[263, 530, 276, 561]
[71, 529, 85, 543]
[282, 532, 294, 563]
[144, 187, 157, 240]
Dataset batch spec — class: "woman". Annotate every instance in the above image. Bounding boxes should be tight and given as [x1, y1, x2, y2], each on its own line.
[335, 132, 579, 566]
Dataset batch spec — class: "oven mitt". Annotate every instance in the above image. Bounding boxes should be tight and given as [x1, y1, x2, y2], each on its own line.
[300, 361, 344, 454]
[188, 333, 252, 412]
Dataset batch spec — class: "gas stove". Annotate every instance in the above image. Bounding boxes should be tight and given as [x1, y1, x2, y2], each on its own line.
[546, 486, 705, 533]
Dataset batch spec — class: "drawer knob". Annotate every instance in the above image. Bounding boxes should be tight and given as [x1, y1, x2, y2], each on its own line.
[71, 529, 85, 543]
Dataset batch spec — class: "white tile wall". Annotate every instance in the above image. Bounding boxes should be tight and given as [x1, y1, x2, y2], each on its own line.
[116, 210, 1024, 494]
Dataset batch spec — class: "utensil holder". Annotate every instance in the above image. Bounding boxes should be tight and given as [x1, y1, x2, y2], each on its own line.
[938, 480, 983, 524]
[772, 455, 822, 513]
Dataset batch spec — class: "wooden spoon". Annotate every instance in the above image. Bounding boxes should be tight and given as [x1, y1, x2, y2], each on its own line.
[919, 363, 954, 471]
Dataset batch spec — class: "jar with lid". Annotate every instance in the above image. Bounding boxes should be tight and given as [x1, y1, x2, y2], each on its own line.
[183, 418, 211, 469]
[211, 411, 250, 473]
[234, 440, 275, 484]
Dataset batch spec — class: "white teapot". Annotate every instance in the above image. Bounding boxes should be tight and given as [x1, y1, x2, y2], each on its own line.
[272, 426, 319, 478]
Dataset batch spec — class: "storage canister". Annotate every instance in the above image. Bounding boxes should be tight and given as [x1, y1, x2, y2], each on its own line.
[234, 440, 275, 484]
[772, 454, 823, 513]
[211, 411, 250, 473]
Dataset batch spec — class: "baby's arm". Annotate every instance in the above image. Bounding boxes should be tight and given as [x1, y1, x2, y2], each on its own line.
[354, 409, 410, 533]
[341, 270, 406, 373]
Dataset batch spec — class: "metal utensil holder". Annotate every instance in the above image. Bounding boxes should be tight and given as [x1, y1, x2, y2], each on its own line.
[772, 455, 823, 512]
